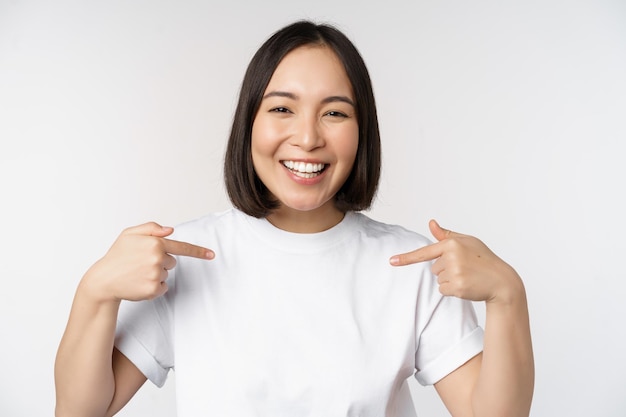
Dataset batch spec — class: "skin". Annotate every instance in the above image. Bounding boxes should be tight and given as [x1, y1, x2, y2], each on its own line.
[54, 45, 534, 416]
[251, 45, 359, 233]
[54, 223, 213, 416]
[391, 220, 535, 416]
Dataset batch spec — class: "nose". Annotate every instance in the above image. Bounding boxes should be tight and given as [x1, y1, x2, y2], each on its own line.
[290, 114, 324, 151]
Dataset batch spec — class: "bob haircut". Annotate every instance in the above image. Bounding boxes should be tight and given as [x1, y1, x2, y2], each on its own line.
[224, 20, 381, 218]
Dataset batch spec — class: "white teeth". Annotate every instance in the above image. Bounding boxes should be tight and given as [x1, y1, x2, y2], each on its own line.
[282, 161, 326, 174]
[294, 171, 316, 179]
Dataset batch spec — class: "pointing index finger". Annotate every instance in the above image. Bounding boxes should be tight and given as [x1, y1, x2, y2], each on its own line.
[390, 241, 443, 267]
[163, 238, 215, 260]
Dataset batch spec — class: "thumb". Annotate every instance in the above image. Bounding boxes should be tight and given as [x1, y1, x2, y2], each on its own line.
[123, 222, 174, 238]
[429, 219, 452, 242]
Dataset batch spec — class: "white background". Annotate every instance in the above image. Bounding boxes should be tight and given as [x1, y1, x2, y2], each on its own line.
[1, 0, 625, 416]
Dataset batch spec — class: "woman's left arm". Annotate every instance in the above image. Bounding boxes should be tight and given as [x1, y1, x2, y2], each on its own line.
[390, 220, 534, 417]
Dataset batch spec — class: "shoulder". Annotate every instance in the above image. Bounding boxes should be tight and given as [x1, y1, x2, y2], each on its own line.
[168, 208, 246, 244]
[175, 208, 237, 229]
[351, 212, 432, 252]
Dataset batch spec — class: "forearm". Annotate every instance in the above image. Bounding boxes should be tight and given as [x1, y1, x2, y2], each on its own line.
[472, 275, 534, 417]
[55, 282, 121, 417]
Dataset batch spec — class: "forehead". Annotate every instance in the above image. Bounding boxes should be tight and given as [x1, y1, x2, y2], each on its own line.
[265, 45, 353, 97]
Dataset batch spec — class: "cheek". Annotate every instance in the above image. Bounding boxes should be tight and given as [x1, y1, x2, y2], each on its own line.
[336, 126, 359, 163]
[251, 117, 283, 157]
[251, 120, 271, 162]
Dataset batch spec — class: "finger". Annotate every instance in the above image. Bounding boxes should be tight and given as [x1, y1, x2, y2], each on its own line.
[438, 281, 453, 297]
[429, 219, 468, 243]
[390, 242, 443, 266]
[163, 238, 215, 260]
[123, 222, 174, 238]
[159, 266, 169, 282]
[429, 219, 452, 242]
[431, 257, 445, 276]
[162, 253, 177, 270]
[149, 281, 169, 300]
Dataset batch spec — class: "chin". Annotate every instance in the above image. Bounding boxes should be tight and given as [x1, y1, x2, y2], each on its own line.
[286, 203, 325, 213]
[281, 198, 333, 213]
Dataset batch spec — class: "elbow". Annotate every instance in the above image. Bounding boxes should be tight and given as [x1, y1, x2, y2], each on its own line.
[55, 398, 108, 417]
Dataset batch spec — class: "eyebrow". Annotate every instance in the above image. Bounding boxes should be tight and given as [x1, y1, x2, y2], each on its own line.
[322, 95, 355, 107]
[263, 91, 355, 107]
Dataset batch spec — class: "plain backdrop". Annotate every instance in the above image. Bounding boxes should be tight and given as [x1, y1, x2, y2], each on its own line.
[1, 0, 625, 416]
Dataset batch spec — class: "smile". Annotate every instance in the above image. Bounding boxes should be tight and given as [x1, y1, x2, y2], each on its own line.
[282, 160, 327, 179]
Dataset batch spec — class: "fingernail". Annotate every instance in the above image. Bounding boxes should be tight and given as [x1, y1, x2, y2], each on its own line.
[389, 256, 400, 266]
[205, 250, 215, 260]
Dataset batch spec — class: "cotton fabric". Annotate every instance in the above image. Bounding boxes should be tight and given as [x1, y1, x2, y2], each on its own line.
[115, 209, 483, 416]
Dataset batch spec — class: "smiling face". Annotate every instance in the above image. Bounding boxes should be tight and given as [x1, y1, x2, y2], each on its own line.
[251, 45, 359, 232]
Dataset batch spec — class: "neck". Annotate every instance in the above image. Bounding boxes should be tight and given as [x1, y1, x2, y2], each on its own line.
[266, 203, 345, 233]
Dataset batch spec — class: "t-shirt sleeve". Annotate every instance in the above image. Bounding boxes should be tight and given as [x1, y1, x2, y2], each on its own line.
[114, 271, 176, 388]
[414, 294, 484, 386]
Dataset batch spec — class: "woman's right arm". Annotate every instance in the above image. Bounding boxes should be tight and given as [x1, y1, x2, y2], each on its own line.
[54, 223, 214, 417]
[54, 287, 145, 417]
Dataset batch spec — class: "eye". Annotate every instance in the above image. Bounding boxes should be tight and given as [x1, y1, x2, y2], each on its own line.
[270, 107, 292, 114]
[325, 110, 349, 118]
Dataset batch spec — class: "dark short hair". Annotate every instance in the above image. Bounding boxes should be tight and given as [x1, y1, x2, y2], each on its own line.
[224, 20, 381, 218]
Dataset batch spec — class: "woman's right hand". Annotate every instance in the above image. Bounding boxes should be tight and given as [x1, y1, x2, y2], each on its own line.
[80, 222, 214, 303]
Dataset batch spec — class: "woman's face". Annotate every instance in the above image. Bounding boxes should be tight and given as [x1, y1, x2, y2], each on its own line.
[251, 45, 359, 229]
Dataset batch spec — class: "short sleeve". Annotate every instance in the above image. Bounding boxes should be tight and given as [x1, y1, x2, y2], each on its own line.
[414, 295, 484, 386]
[114, 271, 176, 388]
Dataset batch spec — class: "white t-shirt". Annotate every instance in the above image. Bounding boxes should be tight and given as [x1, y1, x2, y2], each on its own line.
[115, 209, 483, 416]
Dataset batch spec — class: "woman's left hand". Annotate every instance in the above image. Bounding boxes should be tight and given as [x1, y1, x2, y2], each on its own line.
[390, 220, 523, 304]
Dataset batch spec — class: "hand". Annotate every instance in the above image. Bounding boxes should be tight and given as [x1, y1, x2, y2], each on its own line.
[81, 222, 214, 303]
[390, 220, 522, 303]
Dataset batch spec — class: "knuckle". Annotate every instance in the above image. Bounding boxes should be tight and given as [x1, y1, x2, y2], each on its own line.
[188, 245, 203, 258]
[149, 264, 164, 277]
[147, 237, 165, 252]
[447, 238, 462, 250]
[144, 281, 165, 299]
[438, 283, 450, 296]
[455, 280, 468, 294]
[190, 244, 204, 257]
[149, 252, 164, 266]
[178, 243, 192, 256]
[121, 225, 134, 235]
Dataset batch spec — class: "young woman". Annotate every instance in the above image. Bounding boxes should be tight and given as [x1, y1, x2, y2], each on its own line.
[55, 21, 534, 417]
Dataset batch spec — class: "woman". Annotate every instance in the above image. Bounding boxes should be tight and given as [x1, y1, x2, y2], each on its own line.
[55, 20, 534, 416]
